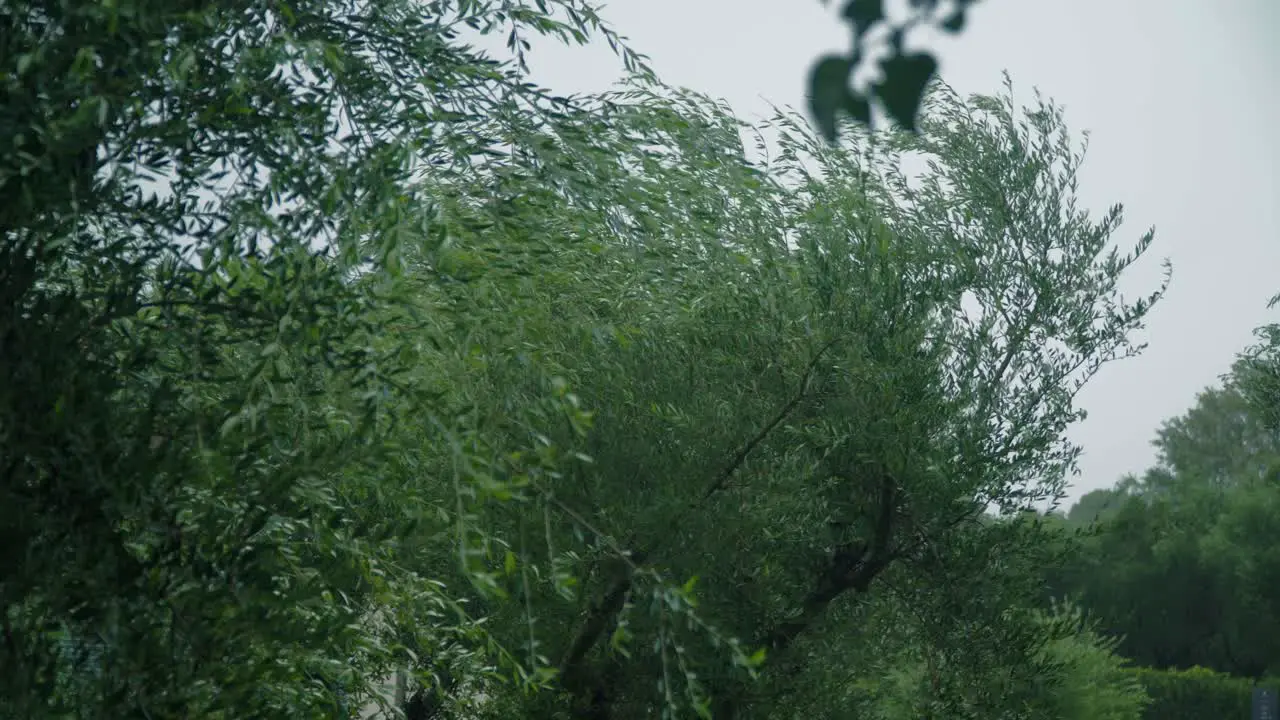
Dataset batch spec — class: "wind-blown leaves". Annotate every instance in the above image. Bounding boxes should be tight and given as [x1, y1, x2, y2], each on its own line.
[3, 1, 1164, 718]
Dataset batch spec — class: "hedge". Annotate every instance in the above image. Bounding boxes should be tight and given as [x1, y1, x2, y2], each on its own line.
[1126, 665, 1280, 720]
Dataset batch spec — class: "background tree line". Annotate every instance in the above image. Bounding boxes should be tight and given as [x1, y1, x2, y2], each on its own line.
[1040, 327, 1280, 681]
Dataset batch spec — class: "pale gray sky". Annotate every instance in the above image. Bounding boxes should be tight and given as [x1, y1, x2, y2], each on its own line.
[497, 0, 1279, 506]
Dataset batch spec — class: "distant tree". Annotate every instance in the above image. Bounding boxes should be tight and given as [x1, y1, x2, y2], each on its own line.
[1066, 487, 1129, 527]
[1153, 380, 1280, 491]
[1237, 293, 1280, 433]
[1049, 317, 1280, 678]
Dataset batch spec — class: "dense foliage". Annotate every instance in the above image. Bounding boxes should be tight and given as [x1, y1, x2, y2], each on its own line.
[1126, 666, 1276, 720]
[7, 1, 1250, 719]
[2, 1, 652, 716]
[1044, 322, 1280, 681]
[1038, 295, 1280, 719]
[431, 73, 1166, 719]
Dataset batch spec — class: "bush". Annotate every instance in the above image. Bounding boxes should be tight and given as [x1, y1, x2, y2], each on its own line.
[835, 601, 1150, 720]
[1039, 615, 1150, 720]
[1126, 665, 1280, 720]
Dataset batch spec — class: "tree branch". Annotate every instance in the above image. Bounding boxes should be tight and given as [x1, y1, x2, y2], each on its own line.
[759, 467, 895, 655]
[712, 467, 898, 720]
[555, 338, 840, 707]
[697, 338, 839, 503]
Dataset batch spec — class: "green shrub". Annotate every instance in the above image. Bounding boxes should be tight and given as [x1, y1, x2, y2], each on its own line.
[1040, 625, 1149, 720]
[843, 601, 1150, 720]
[1125, 665, 1280, 719]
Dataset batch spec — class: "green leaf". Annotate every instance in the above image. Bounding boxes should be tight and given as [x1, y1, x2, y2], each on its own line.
[841, 0, 884, 39]
[843, 90, 872, 128]
[682, 575, 698, 595]
[808, 54, 853, 142]
[874, 52, 938, 133]
[219, 413, 242, 438]
[940, 8, 967, 33]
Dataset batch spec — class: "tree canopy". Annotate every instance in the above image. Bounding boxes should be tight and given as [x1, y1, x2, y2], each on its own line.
[0, 1, 1233, 719]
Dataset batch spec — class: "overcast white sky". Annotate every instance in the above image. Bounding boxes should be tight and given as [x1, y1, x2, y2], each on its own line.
[496, 0, 1279, 506]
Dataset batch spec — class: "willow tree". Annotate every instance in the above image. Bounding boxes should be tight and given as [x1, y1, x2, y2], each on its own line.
[0, 1, 660, 717]
[393, 70, 1166, 717]
[2, 0, 1167, 716]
